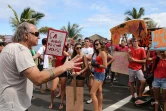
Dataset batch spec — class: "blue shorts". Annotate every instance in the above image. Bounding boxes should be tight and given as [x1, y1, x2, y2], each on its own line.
[152, 77, 166, 89]
[94, 72, 105, 82]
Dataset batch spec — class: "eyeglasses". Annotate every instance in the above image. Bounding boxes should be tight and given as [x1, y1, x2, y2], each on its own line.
[76, 47, 82, 50]
[85, 41, 89, 42]
[95, 43, 99, 46]
[29, 32, 39, 37]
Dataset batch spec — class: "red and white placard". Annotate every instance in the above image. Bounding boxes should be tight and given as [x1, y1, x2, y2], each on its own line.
[45, 28, 68, 56]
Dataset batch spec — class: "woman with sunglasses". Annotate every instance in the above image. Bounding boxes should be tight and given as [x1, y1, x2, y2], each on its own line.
[147, 51, 166, 111]
[90, 39, 107, 111]
[49, 46, 69, 110]
[71, 43, 88, 87]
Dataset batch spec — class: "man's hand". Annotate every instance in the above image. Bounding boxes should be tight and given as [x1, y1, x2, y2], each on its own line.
[63, 55, 82, 71]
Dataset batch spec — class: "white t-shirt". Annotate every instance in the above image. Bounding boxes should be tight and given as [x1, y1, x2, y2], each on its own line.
[37, 46, 49, 69]
[68, 47, 73, 59]
[0, 43, 36, 111]
[81, 47, 93, 57]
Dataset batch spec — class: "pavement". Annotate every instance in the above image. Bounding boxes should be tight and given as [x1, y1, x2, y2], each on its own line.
[28, 79, 154, 111]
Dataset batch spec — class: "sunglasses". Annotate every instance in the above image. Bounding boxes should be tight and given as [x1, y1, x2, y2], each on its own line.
[132, 41, 137, 43]
[76, 47, 82, 50]
[95, 43, 99, 46]
[29, 32, 39, 37]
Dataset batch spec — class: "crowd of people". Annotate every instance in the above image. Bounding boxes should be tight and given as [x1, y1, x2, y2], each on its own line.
[0, 22, 166, 111]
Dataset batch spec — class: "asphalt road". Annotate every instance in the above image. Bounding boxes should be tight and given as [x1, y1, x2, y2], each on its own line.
[28, 79, 153, 111]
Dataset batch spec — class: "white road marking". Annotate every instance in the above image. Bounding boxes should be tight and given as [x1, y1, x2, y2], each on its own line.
[103, 87, 149, 111]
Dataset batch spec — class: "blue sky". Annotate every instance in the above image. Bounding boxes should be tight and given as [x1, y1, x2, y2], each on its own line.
[0, 0, 166, 44]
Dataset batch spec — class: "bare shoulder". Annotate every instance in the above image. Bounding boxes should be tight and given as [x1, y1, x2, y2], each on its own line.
[100, 51, 107, 57]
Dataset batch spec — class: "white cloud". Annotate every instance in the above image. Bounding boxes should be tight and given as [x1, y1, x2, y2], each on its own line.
[0, 0, 55, 20]
[90, 1, 109, 12]
[80, 14, 126, 39]
[81, 14, 125, 28]
[145, 13, 166, 27]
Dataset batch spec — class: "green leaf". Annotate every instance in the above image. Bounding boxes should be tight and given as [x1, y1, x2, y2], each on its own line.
[39, 27, 50, 35]
[8, 5, 20, 26]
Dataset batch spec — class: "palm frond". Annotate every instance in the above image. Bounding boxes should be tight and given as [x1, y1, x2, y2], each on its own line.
[61, 22, 83, 40]
[61, 26, 67, 31]
[124, 11, 133, 17]
[8, 5, 20, 24]
[32, 12, 45, 25]
[38, 26, 50, 35]
[137, 7, 145, 18]
[9, 17, 18, 30]
[21, 18, 36, 24]
[125, 16, 132, 21]
[133, 8, 137, 19]
[20, 7, 35, 21]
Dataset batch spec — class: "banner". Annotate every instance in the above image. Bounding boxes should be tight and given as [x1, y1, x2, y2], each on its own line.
[111, 51, 129, 75]
[139, 29, 151, 47]
[150, 28, 166, 51]
[45, 28, 68, 56]
[66, 86, 83, 111]
[110, 20, 147, 45]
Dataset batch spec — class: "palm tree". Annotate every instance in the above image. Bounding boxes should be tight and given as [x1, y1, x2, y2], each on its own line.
[125, 7, 145, 21]
[61, 22, 83, 40]
[8, 5, 49, 34]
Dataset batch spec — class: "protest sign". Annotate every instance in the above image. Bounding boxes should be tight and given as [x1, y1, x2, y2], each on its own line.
[110, 20, 147, 45]
[66, 86, 83, 111]
[150, 28, 166, 51]
[139, 29, 151, 47]
[45, 28, 68, 56]
[111, 51, 129, 74]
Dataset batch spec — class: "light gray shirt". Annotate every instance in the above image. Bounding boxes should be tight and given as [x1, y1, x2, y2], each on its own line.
[0, 43, 36, 111]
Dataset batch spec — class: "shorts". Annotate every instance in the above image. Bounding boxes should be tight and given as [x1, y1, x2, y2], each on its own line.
[94, 72, 105, 82]
[128, 68, 145, 82]
[76, 75, 85, 80]
[59, 71, 67, 78]
[152, 77, 166, 89]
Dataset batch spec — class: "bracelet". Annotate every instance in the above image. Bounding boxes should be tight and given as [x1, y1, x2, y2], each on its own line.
[48, 69, 55, 80]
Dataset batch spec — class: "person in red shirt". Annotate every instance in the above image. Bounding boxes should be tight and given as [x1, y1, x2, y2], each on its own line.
[49, 46, 69, 110]
[90, 39, 107, 111]
[71, 43, 88, 87]
[148, 51, 166, 111]
[128, 37, 146, 103]
[117, 40, 128, 52]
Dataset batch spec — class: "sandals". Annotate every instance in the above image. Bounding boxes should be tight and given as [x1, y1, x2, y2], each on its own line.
[48, 103, 53, 109]
[59, 103, 64, 110]
[56, 94, 61, 98]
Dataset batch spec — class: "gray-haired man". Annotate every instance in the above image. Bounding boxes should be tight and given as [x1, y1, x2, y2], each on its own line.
[0, 22, 82, 111]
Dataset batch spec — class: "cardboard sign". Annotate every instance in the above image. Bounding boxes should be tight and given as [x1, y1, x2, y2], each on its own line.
[45, 29, 68, 56]
[66, 86, 83, 111]
[150, 28, 166, 51]
[139, 29, 151, 47]
[110, 20, 147, 45]
[111, 51, 129, 74]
